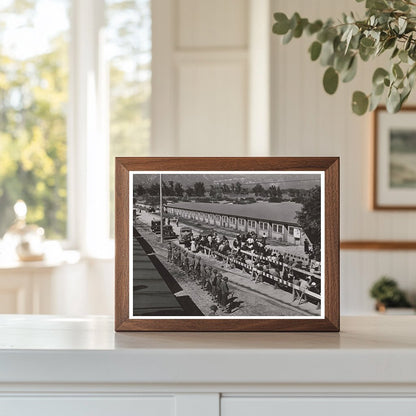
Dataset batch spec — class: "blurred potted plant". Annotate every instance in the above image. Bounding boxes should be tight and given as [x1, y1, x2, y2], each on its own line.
[370, 276, 412, 312]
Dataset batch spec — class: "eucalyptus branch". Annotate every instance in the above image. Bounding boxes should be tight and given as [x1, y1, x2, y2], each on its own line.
[272, 0, 416, 115]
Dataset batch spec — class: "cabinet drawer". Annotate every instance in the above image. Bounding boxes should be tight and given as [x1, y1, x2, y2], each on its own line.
[222, 397, 416, 416]
[0, 396, 174, 416]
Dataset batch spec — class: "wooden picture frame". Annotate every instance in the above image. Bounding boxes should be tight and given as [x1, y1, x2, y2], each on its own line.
[115, 157, 339, 332]
[373, 106, 416, 210]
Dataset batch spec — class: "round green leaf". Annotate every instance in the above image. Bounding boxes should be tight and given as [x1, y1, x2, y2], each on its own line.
[360, 37, 375, 48]
[369, 92, 383, 112]
[399, 49, 408, 63]
[309, 41, 322, 61]
[323, 67, 339, 95]
[342, 56, 357, 83]
[273, 13, 290, 35]
[393, 63, 404, 79]
[387, 88, 401, 113]
[352, 91, 369, 115]
[282, 29, 293, 45]
[307, 20, 323, 35]
[372, 68, 389, 86]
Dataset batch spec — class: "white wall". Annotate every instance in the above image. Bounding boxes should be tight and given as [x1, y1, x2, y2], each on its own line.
[152, 0, 255, 156]
[41, 0, 415, 317]
[270, 0, 416, 313]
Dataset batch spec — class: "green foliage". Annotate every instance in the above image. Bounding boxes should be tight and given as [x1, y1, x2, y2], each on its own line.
[370, 276, 411, 307]
[323, 67, 339, 94]
[272, 0, 416, 115]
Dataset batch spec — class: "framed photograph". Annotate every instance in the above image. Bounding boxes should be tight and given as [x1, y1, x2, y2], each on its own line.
[115, 157, 339, 332]
[374, 106, 416, 209]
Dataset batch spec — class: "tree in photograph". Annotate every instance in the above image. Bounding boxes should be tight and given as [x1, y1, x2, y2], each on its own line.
[268, 185, 283, 202]
[235, 181, 242, 194]
[193, 181, 205, 197]
[168, 180, 175, 195]
[221, 183, 230, 194]
[148, 183, 160, 196]
[277, 186, 283, 201]
[296, 185, 321, 259]
[135, 184, 146, 196]
[174, 182, 184, 197]
[185, 186, 194, 197]
[252, 183, 265, 197]
[268, 185, 278, 198]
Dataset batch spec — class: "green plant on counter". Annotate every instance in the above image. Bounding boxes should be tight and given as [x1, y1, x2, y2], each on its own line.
[272, 0, 416, 115]
[369, 276, 411, 309]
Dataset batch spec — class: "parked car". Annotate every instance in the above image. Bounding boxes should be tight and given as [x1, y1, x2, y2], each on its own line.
[161, 225, 177, 240]
[151, 220, 161, 233]
[179, 227, 193, 244]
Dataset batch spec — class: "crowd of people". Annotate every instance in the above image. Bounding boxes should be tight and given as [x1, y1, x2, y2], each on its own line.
[166, 229, 321, 311]
[167, 242, 234, 315]
[180, 230, 320, 298]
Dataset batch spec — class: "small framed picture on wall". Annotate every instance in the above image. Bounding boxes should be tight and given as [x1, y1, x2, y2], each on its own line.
[374, 106, 416, 209]
[115, 157, 339, 332]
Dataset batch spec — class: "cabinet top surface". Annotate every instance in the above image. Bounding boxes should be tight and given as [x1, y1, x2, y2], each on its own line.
[0, 315, 415, 351]
[1, 315, 416, 385]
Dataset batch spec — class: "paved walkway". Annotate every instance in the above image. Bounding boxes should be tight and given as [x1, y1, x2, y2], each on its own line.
[132, 228, 202, 316]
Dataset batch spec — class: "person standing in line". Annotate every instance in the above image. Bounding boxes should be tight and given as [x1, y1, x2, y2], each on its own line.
[219, 276, 230, 309]
[200, 263, 207, 287]
[206, 266, 213, 292]
[292, 275, 301, 302]
[211, 270, 218, 298]
[191, 238, 196, 253]
[177, 248, 182, 268]
[189, 255, 196, 278]
[167, 242, 173, 263]
[195, 257, 201, 283]
[262, 231, 267, 246]
[216, 273, 223, 303]
[298, 278, 310, 304]
[208, 305, 218, 316]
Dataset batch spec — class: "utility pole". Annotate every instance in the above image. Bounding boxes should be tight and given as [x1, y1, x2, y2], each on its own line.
[160, 174, 163, 243]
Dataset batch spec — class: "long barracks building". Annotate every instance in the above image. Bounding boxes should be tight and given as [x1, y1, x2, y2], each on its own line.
[166, 201, 311, 246]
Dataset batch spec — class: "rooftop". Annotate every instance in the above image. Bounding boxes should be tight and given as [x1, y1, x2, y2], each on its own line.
[167, 201, 304, 225]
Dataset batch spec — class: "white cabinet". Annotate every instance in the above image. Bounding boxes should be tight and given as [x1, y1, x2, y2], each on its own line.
[1, 316, 416, 416]
[222, 398, 416, 416]
[1, 397, 175, 416]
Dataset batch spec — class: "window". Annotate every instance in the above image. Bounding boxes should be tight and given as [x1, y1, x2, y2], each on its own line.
[0, 0, 151, 255]
[259, 222, 268, 230]
[0, 0, 70, 239]
[273, 224, 283, 233]
[288, 226, 294, 235]
[238, 218, 245, 226]
[107, 0, 151, 237]
[248, 220, 256, 228]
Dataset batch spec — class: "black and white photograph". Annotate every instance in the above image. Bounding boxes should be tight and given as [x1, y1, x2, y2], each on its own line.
[129, 171, 324, 319]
